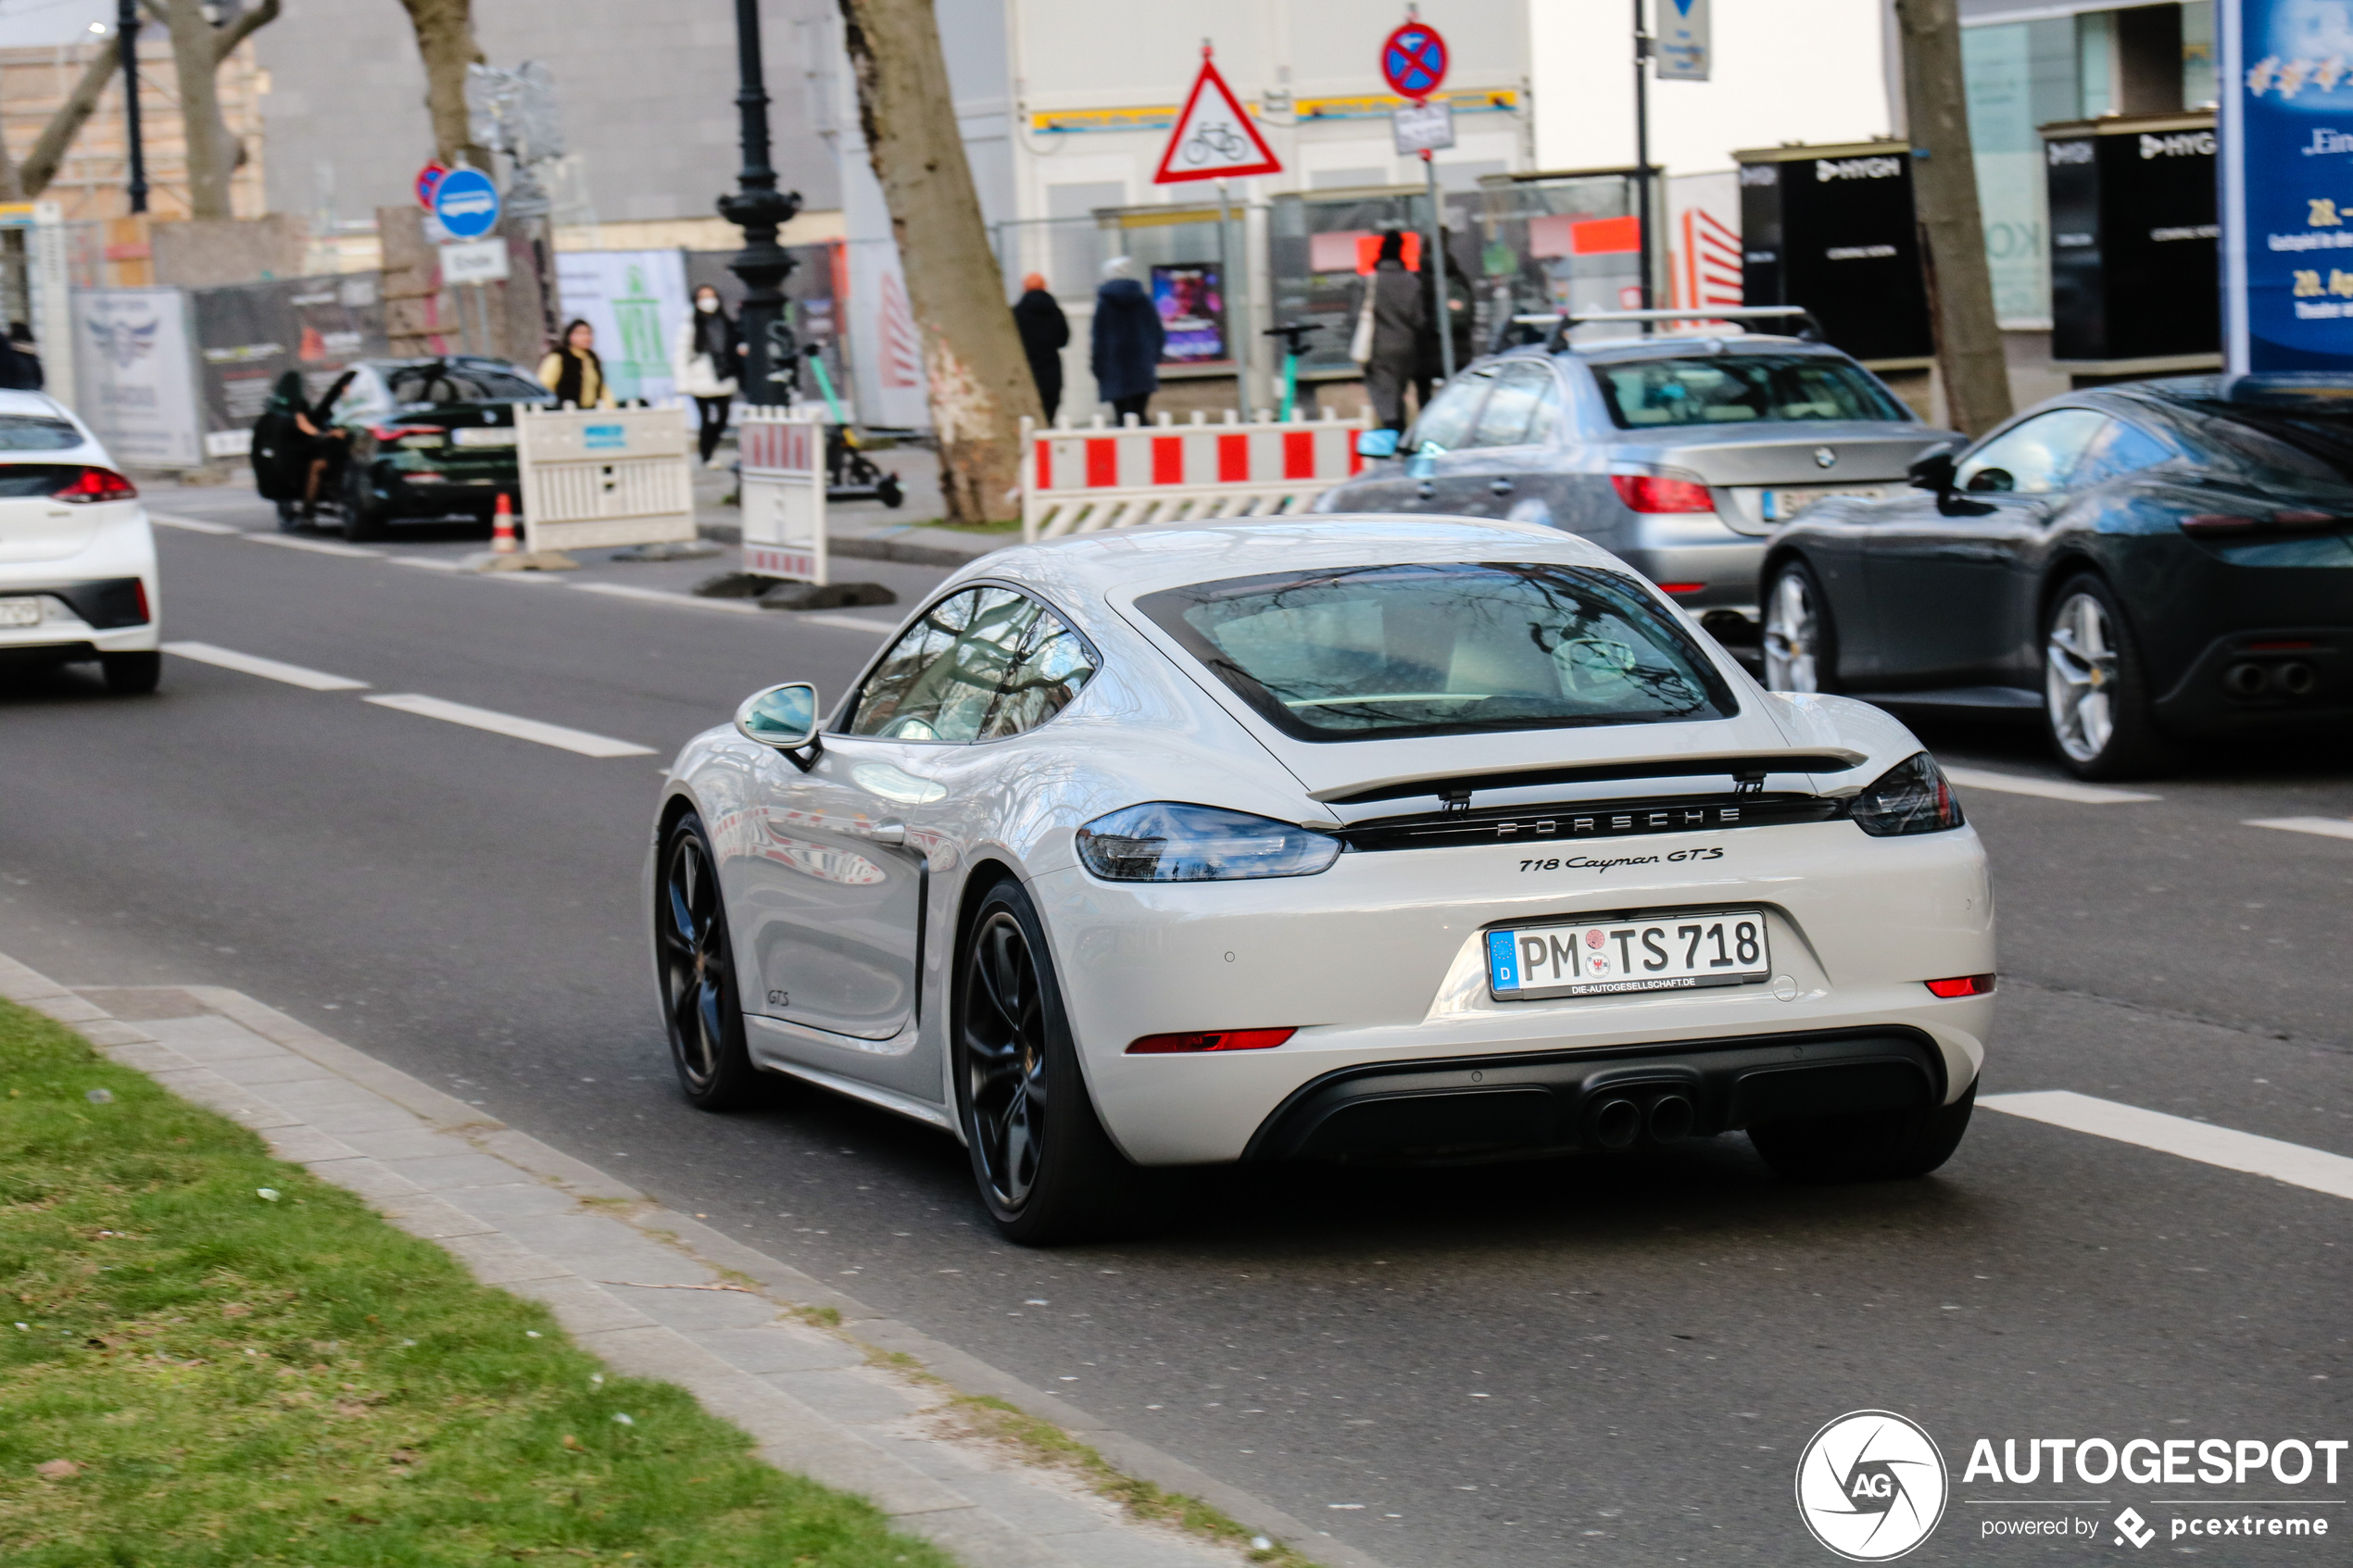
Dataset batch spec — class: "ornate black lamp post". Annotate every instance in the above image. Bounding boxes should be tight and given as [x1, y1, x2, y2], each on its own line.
[120, 0, 148, 214]
[718, 0, 802, 405]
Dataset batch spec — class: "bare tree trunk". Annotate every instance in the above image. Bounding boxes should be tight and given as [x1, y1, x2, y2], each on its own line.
[19, 49, 122, 197]
[397, 0, 488, 170]
[839, 0, 1038, 524]
[145, 0, 279, 220]
[1893, 0, 2011, 435]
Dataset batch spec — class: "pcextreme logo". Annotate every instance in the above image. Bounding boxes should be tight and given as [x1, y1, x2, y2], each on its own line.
[1796, 1411, 1949, 1561]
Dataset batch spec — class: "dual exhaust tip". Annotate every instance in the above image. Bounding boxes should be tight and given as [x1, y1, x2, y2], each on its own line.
[1585, 1090, 1697, 1151]
[2225, 660, 2317, 698]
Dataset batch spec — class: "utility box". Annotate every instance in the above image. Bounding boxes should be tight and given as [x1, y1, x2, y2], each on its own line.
[2041, 112, 2219, 376]
[1733, 141, 1931, 369]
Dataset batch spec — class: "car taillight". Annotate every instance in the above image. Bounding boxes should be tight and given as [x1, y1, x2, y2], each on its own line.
[51, 466, 137, 503]
[1656, 582, 1706, 596]
[371, 424, 444, 445]
[1610, 473, 1715, 513]
[1126, 1028, 1296, 1055]
[2181, 510, 2345, 536]
[1923, 974, 1995, 998]
[132, 580, 149, 623]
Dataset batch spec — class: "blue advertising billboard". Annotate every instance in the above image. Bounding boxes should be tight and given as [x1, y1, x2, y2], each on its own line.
[2221, 0, 2353, 371]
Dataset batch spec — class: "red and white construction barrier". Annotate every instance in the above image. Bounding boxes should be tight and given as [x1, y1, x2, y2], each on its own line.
[736, 405, 829, 585]
[1021, 408, 1374, 544]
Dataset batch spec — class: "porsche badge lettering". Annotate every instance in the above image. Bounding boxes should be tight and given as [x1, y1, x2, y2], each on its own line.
[1520, 847, 1725, 873]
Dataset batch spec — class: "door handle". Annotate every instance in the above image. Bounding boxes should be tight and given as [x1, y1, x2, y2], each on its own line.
[1489, 478, 1515, 496]
[864, 818, 907, 847]
[1416, 481, 1436, 500]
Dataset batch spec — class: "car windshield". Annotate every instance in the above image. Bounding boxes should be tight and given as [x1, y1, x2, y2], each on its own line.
[1592, 354, 1910, 428]
[388, 363, 552, 408]
[1138, 562, 1736, 742]
[0, 415, 81, 450]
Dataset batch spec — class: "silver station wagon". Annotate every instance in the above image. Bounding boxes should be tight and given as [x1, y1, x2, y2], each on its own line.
[1316, 309, 1957, 650]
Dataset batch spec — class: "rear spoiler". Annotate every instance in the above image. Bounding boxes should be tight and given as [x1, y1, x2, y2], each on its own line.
[1315, 751, 1870, 808]
[1497, 306, 1826, 355]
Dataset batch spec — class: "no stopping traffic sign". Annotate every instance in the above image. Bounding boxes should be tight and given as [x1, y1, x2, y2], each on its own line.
[1380, 20, 1449, 103]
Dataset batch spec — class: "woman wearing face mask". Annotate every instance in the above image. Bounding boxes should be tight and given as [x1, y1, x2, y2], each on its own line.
[537, 319, 615, 408]
[673, 284, 743, 467]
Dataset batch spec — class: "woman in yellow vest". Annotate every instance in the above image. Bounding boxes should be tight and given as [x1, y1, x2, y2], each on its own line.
[537, 319, 617, 408]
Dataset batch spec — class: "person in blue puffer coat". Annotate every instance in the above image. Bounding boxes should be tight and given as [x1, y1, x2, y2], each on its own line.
[1089, 257, 1164, 425]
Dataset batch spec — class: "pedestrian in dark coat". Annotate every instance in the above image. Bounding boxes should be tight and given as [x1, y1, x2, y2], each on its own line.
[1414, 228, 1476, 412]
[1012, 272, 1069, 423]
[1350, 232, 1425, 433]
[1089, 257, 1164, 425]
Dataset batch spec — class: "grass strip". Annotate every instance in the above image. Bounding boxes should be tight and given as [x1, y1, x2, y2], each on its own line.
[0, 998, 957, 1568]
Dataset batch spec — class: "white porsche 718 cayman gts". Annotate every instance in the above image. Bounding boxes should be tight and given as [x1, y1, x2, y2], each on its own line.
[650, 519, 1994, 1243]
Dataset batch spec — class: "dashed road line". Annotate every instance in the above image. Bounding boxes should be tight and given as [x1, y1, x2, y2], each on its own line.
[389, 556, 467, 572]
[1982, 1090, 2353, 1202]
[161, 641, 369, 692]
[244, 533, 384, 559]
[1941, 766, 2158, 805]
[2245, 816, 2353, 842]
[147, 512, 244, 535]
[361, 693, 655, 758]
[569, 582, 762, 615]
[798, 611, 902, 635]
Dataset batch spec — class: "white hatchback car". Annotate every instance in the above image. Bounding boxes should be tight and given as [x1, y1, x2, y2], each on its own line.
[652, 519, 1994, 1243]
[0, 392, 159, 693]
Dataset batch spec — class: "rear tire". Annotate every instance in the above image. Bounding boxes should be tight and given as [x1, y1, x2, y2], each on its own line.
[100, 651, 161, 695]
[275, 498, 303, 533]
[875, 474, 905, 509]
[954, 879, 1173, 1245]
[1749, 1079, 1976, 1183]
[341, 469, 390, 543]
[2042, 573, 2175, 780]
[655, 812, 766, 1111]
[1762, 558, 1840, 694]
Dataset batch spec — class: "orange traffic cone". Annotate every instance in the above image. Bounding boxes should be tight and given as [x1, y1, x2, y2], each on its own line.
[491, 491, 518, 554]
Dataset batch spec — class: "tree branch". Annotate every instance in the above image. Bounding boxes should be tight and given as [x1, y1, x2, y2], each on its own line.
[212, 0, 281, 64]
[19, 47, 120, 197]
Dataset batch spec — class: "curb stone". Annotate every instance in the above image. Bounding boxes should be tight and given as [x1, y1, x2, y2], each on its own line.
[0, 953, 1393, 1568]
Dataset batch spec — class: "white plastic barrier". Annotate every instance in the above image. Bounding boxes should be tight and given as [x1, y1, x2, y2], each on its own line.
[1020, 407, 1374, 544]
[515, 403, 697, 554]
[736, 404, 829, 586]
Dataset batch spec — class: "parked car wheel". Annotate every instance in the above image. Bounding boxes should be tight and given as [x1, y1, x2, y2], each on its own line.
[100, 651, 161, 696]
[955, 878, 1170, 1246]
[1749, 1079, 1976, 1182]
[341, 470, 390, 543]
[275, 497, 304, 533]
[656, 812, 766, 1110]
[1762, 559, 1840, 694]
[2043, 574, 2175, 781]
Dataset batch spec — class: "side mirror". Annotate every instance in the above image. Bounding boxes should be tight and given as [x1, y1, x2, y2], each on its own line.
[735, 682, 820, 762]
[1906, 451, 1957, 493]
[1355, 428, 1400, 459]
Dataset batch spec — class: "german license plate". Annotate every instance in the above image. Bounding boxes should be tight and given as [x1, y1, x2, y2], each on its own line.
[452, 427, 516, 447]
[0, 596, 41, 627]
[1487, 909, 1770, 999]
[1762, 486, 1886, 521]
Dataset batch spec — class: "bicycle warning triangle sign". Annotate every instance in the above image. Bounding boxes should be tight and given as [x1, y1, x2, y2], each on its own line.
[1152, 51, 1282, 183]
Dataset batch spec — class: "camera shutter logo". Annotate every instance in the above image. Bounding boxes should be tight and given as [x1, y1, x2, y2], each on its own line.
[1794, 1410, 1948, 1561]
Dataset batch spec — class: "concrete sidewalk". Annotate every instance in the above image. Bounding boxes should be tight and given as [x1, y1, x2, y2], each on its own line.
[0, 952, 1385, 1568]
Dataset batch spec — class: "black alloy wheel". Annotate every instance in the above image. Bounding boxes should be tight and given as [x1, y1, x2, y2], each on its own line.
[1749, 1079, 1978, 1183]
[955, 880, 1170, 1245]
[656, 813, 763, 1110]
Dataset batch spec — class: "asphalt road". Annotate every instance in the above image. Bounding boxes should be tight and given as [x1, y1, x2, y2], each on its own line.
[4, 487, 2348, 1567]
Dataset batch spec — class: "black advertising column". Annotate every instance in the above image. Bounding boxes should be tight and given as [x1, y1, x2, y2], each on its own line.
[1734, 140, 1932, 370]
[2043, 112, 2218, 378]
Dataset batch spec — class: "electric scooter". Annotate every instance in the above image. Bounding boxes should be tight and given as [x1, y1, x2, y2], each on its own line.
[1263, 322, 1317, 420]
[800, 345, 904, 509]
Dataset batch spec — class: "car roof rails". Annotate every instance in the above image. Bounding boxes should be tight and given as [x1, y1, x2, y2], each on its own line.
[1509, 306, 1825, 355]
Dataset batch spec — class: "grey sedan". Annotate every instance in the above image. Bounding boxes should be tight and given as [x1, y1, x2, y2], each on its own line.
[1316, 317, 1955, 645]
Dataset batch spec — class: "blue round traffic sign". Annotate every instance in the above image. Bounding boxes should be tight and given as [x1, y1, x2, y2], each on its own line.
[432, 167, 501, 240]
[1380, 21, 1449, 102]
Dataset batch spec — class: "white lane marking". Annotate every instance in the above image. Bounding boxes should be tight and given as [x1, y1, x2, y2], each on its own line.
[570, 582, 762, 615]
[161, 640, 369, 692]
[1941, 766, 2158, 805]
[389, 556, 466, 572]
[477, 568, 567, 583]
[2246, 816, 2353, 842]
[362, 693, 655, 758]
[147, 511, 243, 534]
[245, 533, 384, 559]
[798, 611, 901, 635]
[1982, 1090, 2353, 1202]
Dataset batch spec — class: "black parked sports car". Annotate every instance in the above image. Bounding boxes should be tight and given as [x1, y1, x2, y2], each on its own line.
[1757, 376, 2353, 779]
[328, 357, 554, 542]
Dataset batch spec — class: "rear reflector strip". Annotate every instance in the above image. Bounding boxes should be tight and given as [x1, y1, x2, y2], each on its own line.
[1127, 1027, 1296, 1055]
[1923, 974, 1995, 998]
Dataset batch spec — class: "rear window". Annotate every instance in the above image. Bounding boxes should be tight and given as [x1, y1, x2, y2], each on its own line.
[1593, 354, 1910, 428]
[2172, 399, 2353, 488]
[1139, 562, 1735, 742]
[0, 415, 81, 451]
[388, 364, 552, 408]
